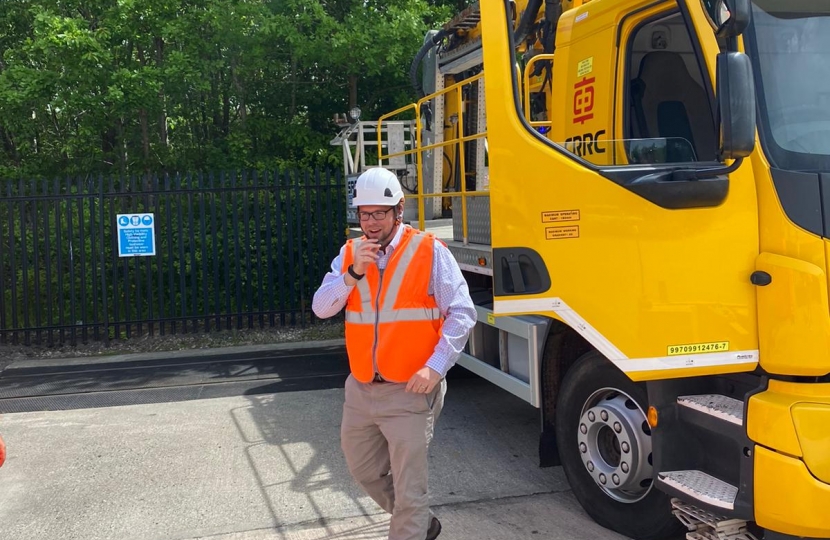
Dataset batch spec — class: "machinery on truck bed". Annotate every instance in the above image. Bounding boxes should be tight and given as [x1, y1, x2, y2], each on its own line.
[331, 0, 830, 538]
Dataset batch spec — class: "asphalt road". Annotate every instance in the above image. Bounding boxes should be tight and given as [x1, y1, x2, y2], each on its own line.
[0, 342, 350, 414]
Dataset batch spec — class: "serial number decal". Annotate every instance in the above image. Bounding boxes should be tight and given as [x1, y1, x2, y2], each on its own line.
[667, 342, 730, 356]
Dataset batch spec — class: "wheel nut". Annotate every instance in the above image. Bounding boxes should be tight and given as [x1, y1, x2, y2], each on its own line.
[612, 474, 620, 485]
[588, 411, 596, 422]
[601, 411, 609, 421]
[579, 443, 587, 453]
[587, 461, 595, 472]
[613, 422, 622, 433]
[599, 473, 607, 484]
[580, 424, 587, 434]
[621, 442, 630, 453]
[621, 462, 629, 473]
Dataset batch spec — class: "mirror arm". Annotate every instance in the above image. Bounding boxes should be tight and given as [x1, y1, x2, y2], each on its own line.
[670, 157, 744, 181]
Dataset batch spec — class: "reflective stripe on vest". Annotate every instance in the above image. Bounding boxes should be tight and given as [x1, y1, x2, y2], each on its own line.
[342, 226, 442, 383]
[345, 307, 441, 324]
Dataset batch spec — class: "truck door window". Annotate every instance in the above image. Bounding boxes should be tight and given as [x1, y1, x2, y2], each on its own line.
[625, 12, 718, 164]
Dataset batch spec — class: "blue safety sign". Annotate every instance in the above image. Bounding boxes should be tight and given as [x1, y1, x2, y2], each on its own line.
[116, 213, 156, 257]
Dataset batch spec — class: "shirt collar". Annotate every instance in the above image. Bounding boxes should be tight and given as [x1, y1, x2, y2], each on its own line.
[380, 223, 406, 255]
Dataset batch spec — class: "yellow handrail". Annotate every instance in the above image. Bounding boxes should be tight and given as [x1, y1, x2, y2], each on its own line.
[522, 53, 555, 131]
[377, 104, 418, 166]
[377, 72, 488, 244]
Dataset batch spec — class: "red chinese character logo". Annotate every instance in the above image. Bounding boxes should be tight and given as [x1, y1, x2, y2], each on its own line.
[573, 77, 596, 125]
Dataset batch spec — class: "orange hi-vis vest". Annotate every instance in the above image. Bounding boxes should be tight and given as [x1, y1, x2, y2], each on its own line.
[341, 226, 443, 383]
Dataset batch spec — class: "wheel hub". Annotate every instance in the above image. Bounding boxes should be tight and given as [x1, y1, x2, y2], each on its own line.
[577, 388, 653, 503]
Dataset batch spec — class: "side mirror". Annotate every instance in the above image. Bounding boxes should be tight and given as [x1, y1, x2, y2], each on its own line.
[717, 52, 756, 160]
[713, 0, 751, 39]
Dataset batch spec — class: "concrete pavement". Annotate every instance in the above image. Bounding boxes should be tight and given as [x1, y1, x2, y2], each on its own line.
[0, 377, 627, 540]
[193, 492, 619, 540]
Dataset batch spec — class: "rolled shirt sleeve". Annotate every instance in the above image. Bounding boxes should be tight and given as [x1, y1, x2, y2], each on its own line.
[312, 245, 355, 319]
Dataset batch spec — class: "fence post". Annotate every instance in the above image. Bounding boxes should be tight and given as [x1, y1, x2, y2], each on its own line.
[0, 182, 6, 345]
[252, 170, 264, 330]
[99, 175, 109, 343]
[264, 170, 275, 328]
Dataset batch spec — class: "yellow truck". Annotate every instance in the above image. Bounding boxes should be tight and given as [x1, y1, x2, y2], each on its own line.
[331, 0, 830, 538]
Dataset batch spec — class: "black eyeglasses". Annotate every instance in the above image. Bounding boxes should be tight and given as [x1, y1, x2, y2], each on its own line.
[358, 208, 394, 221]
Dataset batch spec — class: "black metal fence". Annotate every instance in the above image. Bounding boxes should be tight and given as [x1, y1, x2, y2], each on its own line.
[0, 168, 347, 346]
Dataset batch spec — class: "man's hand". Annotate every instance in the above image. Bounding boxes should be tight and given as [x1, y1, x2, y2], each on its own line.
[406, 366, 441, 394]
[353, 239, 381, 275]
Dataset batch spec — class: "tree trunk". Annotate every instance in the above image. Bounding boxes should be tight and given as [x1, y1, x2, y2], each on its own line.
[349, 74, 358, 111]
[221, 66, 230, 136]
[200, 91, 210, 143]
[155, 37, 168, 148]
[101, 124, 116, 161]
[222, 93, 230, 137]
[117, 117, 127, 178]
[139, 108, 150, 166]
[211, 76, 221, 142]
[136, 44, 151, 169]
[51, 108, 68, 163]
[230, 58, 246, 127]
[290, 54, 297, 120]
[1, 127, 18, 165]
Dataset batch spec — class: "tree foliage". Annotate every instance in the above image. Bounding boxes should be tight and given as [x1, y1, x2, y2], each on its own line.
[0, 0, 457, 178]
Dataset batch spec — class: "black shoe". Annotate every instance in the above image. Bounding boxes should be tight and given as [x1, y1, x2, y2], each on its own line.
[426, 517, 442, 540]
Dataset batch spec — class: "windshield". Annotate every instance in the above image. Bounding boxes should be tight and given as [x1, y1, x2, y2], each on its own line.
[746, 0, 830, 170]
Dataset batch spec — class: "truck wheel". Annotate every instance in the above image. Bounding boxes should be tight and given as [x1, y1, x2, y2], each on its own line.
[555, 351, 681, 540]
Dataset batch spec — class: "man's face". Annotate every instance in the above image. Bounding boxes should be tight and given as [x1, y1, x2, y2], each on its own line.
[358, 204, 399, 247]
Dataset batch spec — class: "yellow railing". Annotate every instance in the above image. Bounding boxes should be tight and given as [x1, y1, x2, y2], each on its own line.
[378, 73, 488, 245]
[522, 53, 555, 132]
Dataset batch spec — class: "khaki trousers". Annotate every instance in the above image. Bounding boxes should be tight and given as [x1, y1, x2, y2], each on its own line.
[341, 374, 446, 540]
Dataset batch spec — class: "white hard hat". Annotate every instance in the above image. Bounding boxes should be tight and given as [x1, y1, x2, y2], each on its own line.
[351, 168, 404, 207]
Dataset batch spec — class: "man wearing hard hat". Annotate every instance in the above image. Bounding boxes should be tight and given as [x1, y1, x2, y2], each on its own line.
[313, 167, 476, 540]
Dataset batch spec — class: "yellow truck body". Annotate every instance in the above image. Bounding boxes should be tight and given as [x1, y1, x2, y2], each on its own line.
[338, 0, 830, 538]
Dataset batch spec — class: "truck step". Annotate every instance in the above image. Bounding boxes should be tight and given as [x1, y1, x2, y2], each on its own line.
[658, 471, 738, 510]
[678, 394, 744, 426]
[671, 498, 758, 540]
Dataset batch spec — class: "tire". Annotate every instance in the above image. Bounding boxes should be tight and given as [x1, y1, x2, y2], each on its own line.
[555, 351, 682, 540]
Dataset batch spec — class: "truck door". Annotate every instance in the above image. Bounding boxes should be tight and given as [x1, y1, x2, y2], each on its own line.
[483, 0, 760, 380]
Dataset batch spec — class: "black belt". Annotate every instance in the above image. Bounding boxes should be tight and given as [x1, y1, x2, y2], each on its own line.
[372, 374, 388, 383]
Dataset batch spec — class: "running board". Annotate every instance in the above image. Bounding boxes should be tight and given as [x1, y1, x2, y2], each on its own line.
[671, 499, 758, 540]
[678, 394, 744, 426]
[658, 471, 738, 510]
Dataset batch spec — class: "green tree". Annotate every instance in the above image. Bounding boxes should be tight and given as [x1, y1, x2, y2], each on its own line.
[0, 0, 453, 177]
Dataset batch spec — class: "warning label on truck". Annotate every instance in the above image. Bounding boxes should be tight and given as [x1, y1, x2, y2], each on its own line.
[542, 210, 580, 223]
[577, 57, 594, 77]
[667, 342, 730, 356]
[546, 225, 580, 240]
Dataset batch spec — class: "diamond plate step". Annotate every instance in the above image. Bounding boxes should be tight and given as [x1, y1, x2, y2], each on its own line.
[659, 471, 738, 510]
[671, 499, 758, 540]
[678, 394, 744, 426]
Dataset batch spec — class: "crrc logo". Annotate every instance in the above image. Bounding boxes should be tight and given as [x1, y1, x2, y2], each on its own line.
[564, 130, 606, 157]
